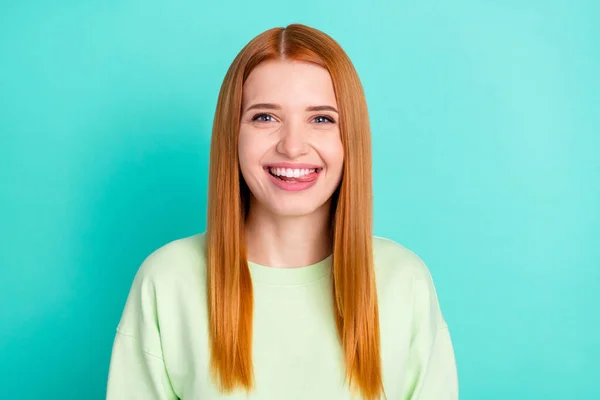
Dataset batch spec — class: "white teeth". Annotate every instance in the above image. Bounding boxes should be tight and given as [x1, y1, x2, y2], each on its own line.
[268, 167, 318, 177]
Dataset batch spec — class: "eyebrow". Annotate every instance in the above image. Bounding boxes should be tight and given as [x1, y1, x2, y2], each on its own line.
[244, 103, 339, 114]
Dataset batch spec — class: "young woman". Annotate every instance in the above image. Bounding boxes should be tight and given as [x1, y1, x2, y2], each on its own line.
[107, 24, 458, 400]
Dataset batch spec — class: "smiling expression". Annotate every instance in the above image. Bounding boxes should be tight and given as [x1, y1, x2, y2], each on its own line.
[238, 60, 344, 218]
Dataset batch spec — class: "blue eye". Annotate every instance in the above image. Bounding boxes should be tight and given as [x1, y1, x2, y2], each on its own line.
[252, 113, 275, 122]
[313, 115, 335, 124]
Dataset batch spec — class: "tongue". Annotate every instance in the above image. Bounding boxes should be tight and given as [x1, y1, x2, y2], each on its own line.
[281, 172, 318, 182]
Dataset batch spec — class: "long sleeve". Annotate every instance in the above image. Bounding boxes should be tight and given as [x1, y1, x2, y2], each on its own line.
[106, 255, 178, 400]
[106, 331, 178, 400]
[402, 273, 459, 400]
[411, 324, 458, 399]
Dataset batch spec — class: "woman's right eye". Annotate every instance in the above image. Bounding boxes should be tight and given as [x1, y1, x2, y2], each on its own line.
[252, 113, 274, 122]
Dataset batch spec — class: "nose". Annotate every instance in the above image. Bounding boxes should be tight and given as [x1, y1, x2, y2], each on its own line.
[276, 120, 309, 159]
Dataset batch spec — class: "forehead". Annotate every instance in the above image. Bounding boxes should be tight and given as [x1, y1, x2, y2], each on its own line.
[242, 60, 337, 107]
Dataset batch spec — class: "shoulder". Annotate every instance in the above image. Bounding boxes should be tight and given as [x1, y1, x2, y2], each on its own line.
[115, 233, 207, 338]
[133, 232, 207, 288]
[373, 235, 447, 326]
[117, 233, 207, 331]
[372, 235, 433, 283]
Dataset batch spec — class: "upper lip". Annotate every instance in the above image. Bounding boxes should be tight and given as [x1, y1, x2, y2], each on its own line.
[264, 162, 322, 169]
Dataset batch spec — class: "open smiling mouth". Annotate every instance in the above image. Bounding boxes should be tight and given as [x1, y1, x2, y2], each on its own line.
[266, 166, 322, 181]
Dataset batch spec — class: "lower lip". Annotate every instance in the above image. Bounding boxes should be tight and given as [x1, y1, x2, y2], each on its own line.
[265, 169, 320, 192]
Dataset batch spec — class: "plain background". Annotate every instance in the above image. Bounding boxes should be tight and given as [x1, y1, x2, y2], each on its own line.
[1, 0, 598, 399]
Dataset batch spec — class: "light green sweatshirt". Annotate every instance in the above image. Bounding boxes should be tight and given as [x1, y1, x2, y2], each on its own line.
[106, 233, 458, 399]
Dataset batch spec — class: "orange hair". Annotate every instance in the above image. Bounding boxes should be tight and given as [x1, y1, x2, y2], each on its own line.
[206, 24, 383, 399]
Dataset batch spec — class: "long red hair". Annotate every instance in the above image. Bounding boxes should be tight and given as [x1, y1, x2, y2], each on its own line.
[206, 24, 383, 399]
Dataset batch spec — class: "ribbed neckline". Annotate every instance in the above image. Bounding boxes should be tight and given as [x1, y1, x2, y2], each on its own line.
[248, 254, 333, 286]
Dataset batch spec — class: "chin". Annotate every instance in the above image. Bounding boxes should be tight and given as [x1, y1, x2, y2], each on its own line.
[267, 199, 330, 218]
[269, 205, 321, 218]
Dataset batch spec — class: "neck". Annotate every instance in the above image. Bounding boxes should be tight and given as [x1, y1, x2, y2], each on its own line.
[244, 199, 333, 269]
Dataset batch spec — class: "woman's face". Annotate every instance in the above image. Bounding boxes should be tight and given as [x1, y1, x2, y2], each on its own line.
[238, 60, 344, 218]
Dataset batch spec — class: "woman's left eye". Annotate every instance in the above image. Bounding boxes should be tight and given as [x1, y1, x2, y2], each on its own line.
[313, 115, 335, 124]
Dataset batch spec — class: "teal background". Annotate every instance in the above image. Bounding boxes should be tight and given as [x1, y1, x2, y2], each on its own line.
[1, 0, 598, 398]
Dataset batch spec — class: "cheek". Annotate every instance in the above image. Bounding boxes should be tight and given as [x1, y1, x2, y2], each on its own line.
[237, 134, 255, 184]
[319, 136, 345, 171]
[237, 129, 270, 174]
[238, 131, 257, 164]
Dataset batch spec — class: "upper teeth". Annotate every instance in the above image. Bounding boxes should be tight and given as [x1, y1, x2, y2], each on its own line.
[269, 167, 317, 177]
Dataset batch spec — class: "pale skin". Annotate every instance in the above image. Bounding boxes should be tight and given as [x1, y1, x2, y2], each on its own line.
[239, 60, 344, 269]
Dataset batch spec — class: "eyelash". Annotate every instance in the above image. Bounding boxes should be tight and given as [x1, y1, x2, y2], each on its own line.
[251, 113, 336, 124]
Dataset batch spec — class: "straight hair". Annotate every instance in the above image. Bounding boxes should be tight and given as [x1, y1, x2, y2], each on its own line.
[206, 23, 383, 400]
